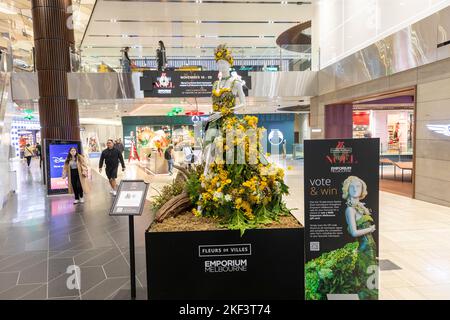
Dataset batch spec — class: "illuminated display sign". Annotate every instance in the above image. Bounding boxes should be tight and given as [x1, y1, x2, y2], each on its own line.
[45, 140, 82, 195]
[140, 71, 251, 98]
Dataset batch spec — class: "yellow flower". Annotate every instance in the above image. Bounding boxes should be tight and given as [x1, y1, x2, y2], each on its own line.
[192, 208, 202, 217]
[277, 168, 285, 179]
[287, 166, 293, 171]
[235, 198, 243, 209]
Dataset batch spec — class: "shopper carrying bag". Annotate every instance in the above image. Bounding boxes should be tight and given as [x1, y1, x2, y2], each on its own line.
[24, 144, 34, 167]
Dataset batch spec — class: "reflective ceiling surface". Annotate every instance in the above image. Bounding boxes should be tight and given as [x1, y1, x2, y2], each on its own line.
[81, 0, 313, 69]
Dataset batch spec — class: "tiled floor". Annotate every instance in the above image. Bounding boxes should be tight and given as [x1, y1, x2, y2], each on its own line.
[0, 158, 153, 300]
[1, 156, 450, 300]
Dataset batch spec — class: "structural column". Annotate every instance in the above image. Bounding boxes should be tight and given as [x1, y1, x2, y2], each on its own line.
[31, 0, 80, 142]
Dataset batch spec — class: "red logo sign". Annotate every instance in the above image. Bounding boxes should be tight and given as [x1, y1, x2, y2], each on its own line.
[326, 141, 357, 165]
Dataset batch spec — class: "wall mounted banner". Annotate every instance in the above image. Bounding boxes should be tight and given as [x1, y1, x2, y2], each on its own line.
[304, 138, 380, 300]
[140, 71, 251, 98]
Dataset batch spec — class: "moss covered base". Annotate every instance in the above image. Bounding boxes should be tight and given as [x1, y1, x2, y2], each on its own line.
[149, 211, 302, 233]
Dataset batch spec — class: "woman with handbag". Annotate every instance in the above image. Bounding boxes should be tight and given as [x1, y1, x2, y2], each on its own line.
[62, 147, 90, 204]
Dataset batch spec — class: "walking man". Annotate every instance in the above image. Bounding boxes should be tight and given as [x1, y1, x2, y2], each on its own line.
[164, 145, 175, 175]
[35, 142, 42, 168]
[99, 139, 125, 196]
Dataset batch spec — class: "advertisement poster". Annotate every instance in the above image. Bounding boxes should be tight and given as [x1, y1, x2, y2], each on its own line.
[140, 71, 250, 98]
[304, 138, 379, 300]
[46, 140, 81, 195]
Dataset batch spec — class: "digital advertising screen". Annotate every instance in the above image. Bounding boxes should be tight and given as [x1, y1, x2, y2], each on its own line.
[140, 71, 251, 98]
[45, 140, 82, 195]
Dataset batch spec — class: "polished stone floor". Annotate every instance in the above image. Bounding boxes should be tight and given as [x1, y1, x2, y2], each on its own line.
[0, 158, 153, 300]
[2, 157, 450, 300]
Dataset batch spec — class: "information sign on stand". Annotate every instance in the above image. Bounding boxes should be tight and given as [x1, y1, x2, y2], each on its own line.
[304, 139, 380, 300]
[109, 180, 149, 300]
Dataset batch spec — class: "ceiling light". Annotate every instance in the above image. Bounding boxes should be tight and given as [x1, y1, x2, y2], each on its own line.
[268, 21, 274, 24]
[110, 19, 117, 23]
[195, 20, 202, 24]
[196, 0, 203, 3]
[0, 3, 17, 15]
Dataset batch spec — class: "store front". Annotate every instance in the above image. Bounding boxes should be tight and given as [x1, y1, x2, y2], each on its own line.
[324, 88, 416, 197]
[10, 119, 41, 159]
[122, 113, 295, 174]
[122, 116, 203, 174]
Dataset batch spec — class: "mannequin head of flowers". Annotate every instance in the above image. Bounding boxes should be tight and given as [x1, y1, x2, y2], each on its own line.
[214, 44, 234, 66]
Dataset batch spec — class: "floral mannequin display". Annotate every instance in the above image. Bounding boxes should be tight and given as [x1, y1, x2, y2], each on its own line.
[186, 45, 291, 233]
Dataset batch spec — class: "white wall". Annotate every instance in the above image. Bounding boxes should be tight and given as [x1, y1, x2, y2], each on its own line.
[80, 124, 123, 151]
[315, 0, 450, 68]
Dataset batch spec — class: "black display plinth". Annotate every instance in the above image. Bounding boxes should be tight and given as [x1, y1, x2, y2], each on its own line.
[145, 227, 305, 300]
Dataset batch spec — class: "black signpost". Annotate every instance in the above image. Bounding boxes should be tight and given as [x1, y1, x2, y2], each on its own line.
[304, 138, 380, 300]
[109, 180, 149, 300]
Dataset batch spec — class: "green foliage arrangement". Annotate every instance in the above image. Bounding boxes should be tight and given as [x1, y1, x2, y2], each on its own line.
[305, 242, 378, 300]
[150, 179, 186, 211]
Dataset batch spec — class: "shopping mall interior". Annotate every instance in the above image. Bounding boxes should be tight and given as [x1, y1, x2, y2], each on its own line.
[1, 0, 450, 302]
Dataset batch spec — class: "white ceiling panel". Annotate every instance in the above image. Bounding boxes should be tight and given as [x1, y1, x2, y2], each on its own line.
[92, 2, 312, 21]
[81, 0, 313, 64]
[86, 21, 299, 37]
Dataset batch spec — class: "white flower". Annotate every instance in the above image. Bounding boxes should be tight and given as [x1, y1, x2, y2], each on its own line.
[224, 194, 232, 202]
[213, 192, 223, 199]
[201, 183, 206, 188]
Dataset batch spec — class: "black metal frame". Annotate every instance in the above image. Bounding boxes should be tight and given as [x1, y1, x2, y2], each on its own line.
[109, 180, 149, 216]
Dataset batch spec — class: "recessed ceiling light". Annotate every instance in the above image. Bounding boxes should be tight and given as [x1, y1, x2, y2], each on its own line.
[110, 19, 117, 23]
[195, 20, 202, 24]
